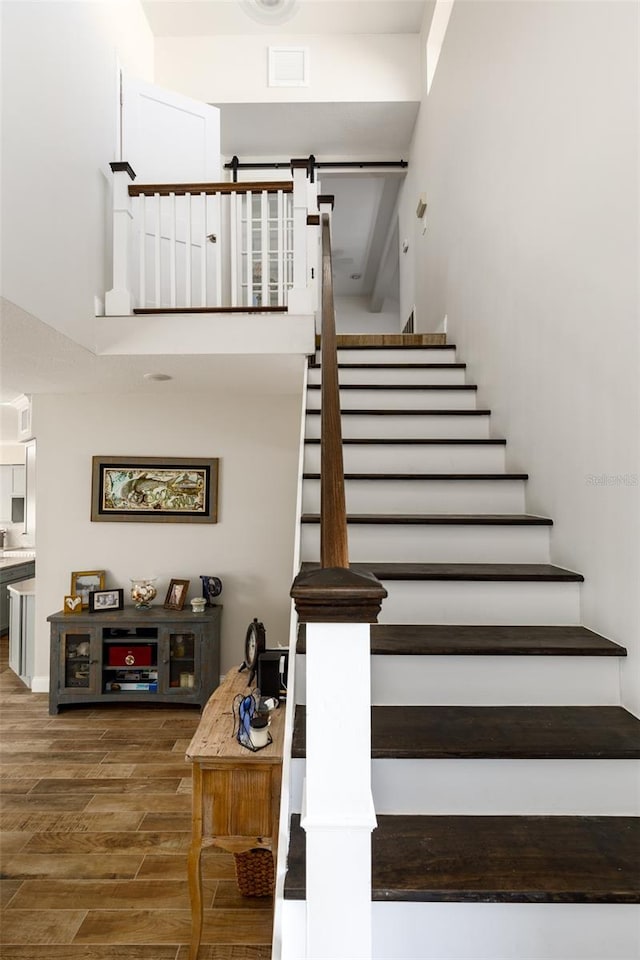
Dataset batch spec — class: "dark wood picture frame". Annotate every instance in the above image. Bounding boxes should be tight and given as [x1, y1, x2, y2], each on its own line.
[164, 579, 190, 611]
[91, 457, 219, 524]
[88, 588, 124, 613]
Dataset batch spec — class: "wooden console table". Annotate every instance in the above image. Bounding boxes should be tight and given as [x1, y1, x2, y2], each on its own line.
[186, 666, 285, 960]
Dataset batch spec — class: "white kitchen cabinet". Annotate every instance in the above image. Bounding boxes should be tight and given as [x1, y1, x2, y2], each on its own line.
[8, 577, 35, 687]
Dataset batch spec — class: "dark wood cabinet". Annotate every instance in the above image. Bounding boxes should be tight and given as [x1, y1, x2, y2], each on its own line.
[47, 605, 221, 714]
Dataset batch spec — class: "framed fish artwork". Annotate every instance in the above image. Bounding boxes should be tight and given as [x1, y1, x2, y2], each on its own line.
[91, 457, 219, 523]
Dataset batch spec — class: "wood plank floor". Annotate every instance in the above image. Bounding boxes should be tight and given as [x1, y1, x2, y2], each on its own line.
[0, 637, 272, 960]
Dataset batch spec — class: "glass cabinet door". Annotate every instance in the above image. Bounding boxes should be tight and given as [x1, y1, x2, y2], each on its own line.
[60, 632, 94, 691]
[167, 632, 199, 693]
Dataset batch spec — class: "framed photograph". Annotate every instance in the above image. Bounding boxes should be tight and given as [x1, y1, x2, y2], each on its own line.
[71, 570, 106, 610]
[91, 457, 219, 524]
[63, 595, 83, 615]
[164, 579, 190, 611]
[89, 588, 124, 613]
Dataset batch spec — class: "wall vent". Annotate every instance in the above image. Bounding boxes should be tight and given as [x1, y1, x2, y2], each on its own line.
[268, 47, 309, 87]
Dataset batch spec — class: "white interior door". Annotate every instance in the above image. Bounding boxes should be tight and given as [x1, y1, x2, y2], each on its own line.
[121, 75, 221, 308]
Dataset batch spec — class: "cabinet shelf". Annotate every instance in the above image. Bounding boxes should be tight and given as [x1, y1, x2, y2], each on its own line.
[48, 606, 221, 714]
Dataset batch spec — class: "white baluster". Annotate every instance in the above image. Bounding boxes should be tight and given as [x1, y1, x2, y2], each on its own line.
[261, 190, 269, 308]
[214, 192, 222, 308]
[200, 192, 207, 308]
[277, 189, 284, 306]
[230, 191, 238, 307]
[139, 193, 146, 309]
[105, 162, 136, 316]
[246, 190, 253, 308]
[185, 193, 192, 308]
[154, 192, 161, 308]
[169, 192, 177, 308]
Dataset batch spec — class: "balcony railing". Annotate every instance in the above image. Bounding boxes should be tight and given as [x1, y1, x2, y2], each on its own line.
[105, 161, 316, 317]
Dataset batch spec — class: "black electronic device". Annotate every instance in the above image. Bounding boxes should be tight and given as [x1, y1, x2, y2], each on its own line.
[257, 649, 288, 701]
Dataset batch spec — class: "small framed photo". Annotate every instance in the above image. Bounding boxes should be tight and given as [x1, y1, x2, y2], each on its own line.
[63, 595, 83, 615]
[89, 588, 124, 613]
[164, 579, 190, 611]
[71, 570, 106, 609]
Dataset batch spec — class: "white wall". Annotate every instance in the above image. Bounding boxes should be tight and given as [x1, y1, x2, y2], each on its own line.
[400, 1, 640, 712]
[31, 385, 303, 686]
[335, 296, 400, 335]
[156, 33, 420, 105]
[0, 0, 154, 349]
[0, 406, 24, 466]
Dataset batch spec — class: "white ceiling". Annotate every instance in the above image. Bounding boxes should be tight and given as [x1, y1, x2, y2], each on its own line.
[142, 1, 428, 37]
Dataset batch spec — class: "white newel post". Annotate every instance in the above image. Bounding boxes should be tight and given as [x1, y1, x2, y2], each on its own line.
[288, 160, 314, 314]
[105, 162, 136, 316]
[291, 568, 387, 960]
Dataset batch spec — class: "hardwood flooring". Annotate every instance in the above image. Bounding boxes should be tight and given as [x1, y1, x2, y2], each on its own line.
[0, 638, 272, 959]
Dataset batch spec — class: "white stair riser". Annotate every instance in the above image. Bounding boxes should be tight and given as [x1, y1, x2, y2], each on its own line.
[319, 348, 458, 365]
[302, 478, 526, 514]
[300, 523, 551, 563]
[303, 443, 506, 474]
[308, 367, 467, 386]
[305, 413, 490, 440]
[281, 901, 640, 960]
[306, 388, 478, 410]
[289, 759, 639, 816]
[294, 655, 620, 706]
[378, 580, 582, 625]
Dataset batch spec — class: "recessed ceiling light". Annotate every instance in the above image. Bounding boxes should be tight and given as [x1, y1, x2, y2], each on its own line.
[143, 373, 172, 382]
[350, 274, 362, 281]
[240, 0, 299, 25]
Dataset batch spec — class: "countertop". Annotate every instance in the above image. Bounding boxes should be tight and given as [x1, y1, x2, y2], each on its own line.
[7, 577, 36, 595]
[0, 551, 36, 571]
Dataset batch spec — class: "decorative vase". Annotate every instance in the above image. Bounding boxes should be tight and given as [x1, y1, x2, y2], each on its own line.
[130, 578, 157, 609]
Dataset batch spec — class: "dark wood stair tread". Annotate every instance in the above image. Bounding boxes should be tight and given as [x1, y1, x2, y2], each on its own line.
[306, 408, 491, 416]
[292, 705, 640, 759]
[299, 561, 584, 582]
[308, 362, 467, 370]
[303, 472, 528, 480]
[304, 438, 507, 445]
[296, 624, 626, 656]
[285, 814, 640, 903]
[330, 343, 456, 350]
[307, 383, 477, 391]
[300, 514, 552, 526]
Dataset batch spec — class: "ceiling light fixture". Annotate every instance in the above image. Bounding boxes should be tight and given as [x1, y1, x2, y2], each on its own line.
[239, 0, 300, 25]
[143, 373, 172, 382]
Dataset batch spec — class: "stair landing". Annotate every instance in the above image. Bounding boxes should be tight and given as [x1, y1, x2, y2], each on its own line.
[315, 334, 447, 347]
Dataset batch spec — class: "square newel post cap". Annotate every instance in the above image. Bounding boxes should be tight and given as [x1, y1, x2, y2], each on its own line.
[109, 161, 137, 180]
[317, 194, 335, 210]
[291, 566, 387, 624]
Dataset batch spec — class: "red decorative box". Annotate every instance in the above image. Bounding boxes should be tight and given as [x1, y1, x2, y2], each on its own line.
[107, 645, 154, 667]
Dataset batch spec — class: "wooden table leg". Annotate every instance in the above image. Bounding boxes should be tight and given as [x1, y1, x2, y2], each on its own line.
[188, 764, 204, 960]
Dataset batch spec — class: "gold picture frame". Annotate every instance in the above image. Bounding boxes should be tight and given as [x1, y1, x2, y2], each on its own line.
[70, 570, 106, 610]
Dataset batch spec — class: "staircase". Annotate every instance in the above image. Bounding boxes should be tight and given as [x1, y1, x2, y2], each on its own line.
[282, 337, 640, 960]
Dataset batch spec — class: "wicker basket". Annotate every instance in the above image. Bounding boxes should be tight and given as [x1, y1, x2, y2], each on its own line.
[234, 848, 274, 897]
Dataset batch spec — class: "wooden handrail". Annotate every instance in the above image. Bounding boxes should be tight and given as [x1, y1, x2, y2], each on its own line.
[290, 213, 386, 624]
[319, 214, 349, 569]
[128, 180, 293, 198]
